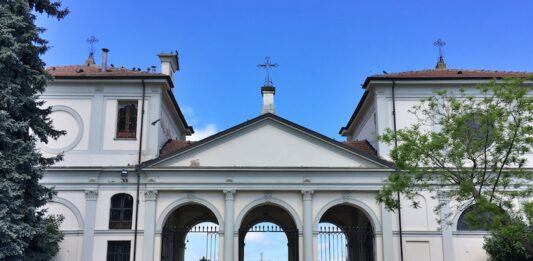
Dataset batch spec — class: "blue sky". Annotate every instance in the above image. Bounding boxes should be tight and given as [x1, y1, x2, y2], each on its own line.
[35, 1, 533, 259]
[37, 0, 533, 140]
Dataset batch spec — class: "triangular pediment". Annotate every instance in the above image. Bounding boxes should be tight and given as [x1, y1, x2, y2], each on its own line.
[146, 114, 392, 168]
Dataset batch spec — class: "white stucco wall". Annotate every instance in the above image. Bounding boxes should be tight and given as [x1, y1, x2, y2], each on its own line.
[39, 80, 188, 167]
[159, 119, 382, 168]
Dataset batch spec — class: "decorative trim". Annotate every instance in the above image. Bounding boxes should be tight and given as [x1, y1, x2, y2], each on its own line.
[84, 190, 98, 200]
[452, 231, 490, 236]
[451, 201, 475, 231]
[234, 196, 303, 232]
[313, 197, 382, 232]
[264, 191, 273, 201]
[144, 190, 158, 201]
[224, 189, 236, 201]
[437, 190, 450, 203]
[155, 196, 224, 232]
[49, 196, 85, 229]
[342, 191, 351, 201]
[302, 190, 314, 201]
[94, 229, 144, 235]
[40, 105, 84, 153]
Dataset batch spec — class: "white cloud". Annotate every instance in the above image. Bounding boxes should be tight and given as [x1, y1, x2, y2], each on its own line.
[188, 124, 218, 141]
[244, 232, 265, 243]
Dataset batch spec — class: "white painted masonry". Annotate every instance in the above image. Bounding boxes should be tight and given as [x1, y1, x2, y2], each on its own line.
[42, 60, 532, 261]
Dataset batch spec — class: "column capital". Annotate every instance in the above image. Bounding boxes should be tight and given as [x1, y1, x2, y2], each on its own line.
[144, 190, 158, 201]
[224, 189, 236, 201]
[84, 190, 98, 201]
[301, 190, 314, 201]
[437, 191, 451, 203]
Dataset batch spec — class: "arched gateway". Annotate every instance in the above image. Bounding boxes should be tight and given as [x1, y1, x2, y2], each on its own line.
[238, 204, 299, 261]
[161, 204, 220, 261]
[317, 204, 375, 261]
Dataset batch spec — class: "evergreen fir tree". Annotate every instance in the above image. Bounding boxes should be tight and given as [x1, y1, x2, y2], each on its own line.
[0, 1, 68, 259]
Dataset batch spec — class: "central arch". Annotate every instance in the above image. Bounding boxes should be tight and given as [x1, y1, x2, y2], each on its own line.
[237, 202, 300, 261]
[160, 203, 221, 261]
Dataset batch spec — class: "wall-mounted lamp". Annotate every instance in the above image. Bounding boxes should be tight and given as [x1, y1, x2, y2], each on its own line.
[121, 169, 128, 182]
[151, 119, 161, 125]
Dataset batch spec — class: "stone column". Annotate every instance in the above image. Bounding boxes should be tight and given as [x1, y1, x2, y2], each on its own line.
[82, 190, 98, 261]
[380, 203, 393, 261]
[224, 190, 236, 261]
[143, 190, 158, 261]
[438, 191, 454, 261]
[302, 190, 313, 261]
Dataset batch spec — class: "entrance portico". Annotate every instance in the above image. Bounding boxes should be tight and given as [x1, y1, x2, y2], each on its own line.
[142, 113, 394, 261]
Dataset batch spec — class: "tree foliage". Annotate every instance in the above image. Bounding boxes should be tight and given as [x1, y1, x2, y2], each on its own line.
[483, 202, 533, 261]
[0, 0, 68, 259]
[377, 77, 533, 257]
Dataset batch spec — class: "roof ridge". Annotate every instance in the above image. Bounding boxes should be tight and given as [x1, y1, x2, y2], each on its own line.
[369, 68, 532, 78]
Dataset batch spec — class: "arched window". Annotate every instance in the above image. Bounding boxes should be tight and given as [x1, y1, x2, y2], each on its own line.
[457, 204, 506, 231]
[109, 193, 133, 229]
[457, 205, 478, 231]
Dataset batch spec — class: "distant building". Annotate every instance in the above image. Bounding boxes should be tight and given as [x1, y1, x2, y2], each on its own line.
[42, 49, 532, 261]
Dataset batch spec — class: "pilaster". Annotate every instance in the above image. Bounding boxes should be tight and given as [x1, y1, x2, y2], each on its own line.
[380, 203, 393, 261]
[82, 190, 98, 261]
[143, 190, 158, 261]
[438, 191, 454, 261]
[224, 190, 236, 261]
[302, 190, 314, 261]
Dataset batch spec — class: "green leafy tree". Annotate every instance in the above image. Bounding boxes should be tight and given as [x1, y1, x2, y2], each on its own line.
[377, 77, 533, 256]
[0, 0, 68, 260]
[483, 202, 533, 261]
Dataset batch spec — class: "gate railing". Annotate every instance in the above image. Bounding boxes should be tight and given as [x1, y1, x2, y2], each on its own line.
[318, 225, 374, 261]
[188, 225, 219, 261]
[162, 224, 219, 261]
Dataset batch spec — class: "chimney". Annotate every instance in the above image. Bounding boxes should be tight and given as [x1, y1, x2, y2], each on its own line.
[158, 52, 179, 80]
[101, 48, 109, 71]
[435, 56, 447, 70]
[261, 85, 275, 114]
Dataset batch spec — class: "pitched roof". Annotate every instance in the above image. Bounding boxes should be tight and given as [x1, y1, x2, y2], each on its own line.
[143, 113, 394, 168]
[160, 140, 192, 156]
[341, 68, 533, 135]
[343, 140, 377, 156]
[367, 69, 532, 80]
[47, 65, 165, 77]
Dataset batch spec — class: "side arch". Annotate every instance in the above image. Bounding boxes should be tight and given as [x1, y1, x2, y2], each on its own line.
[451, 201, 475, 231]
[234, 197, 303, 232]
[313, 197, 381, 232]
[49, 196, 84, 229]
[156, 196, 224, 232]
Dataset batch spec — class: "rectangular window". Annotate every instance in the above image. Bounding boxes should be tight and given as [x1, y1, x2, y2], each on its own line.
[116, 100, 138, 139]
[107, 241, 131, 261]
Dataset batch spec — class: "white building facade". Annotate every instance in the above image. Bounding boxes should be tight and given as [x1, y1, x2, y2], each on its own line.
[41, 52, 532, 261]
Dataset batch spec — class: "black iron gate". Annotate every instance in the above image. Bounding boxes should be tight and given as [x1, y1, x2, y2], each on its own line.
[318, 225, 374, 261]
[162, 224, 219, 261]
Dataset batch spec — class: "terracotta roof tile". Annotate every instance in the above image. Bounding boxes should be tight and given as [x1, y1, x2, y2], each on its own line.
[370, 69, 532, 79]
[47, 65, 165, 77]
[343, 140, 377, 156]
[160, 140, 193, 156]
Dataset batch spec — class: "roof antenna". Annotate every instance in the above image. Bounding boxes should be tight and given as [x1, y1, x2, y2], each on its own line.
[434, 38, 447, 70]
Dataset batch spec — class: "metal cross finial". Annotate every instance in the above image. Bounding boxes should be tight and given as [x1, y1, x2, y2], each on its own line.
[434, 38, 446, 57]
[86, 35, 99, 54]
[257, 56, 278, 86]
